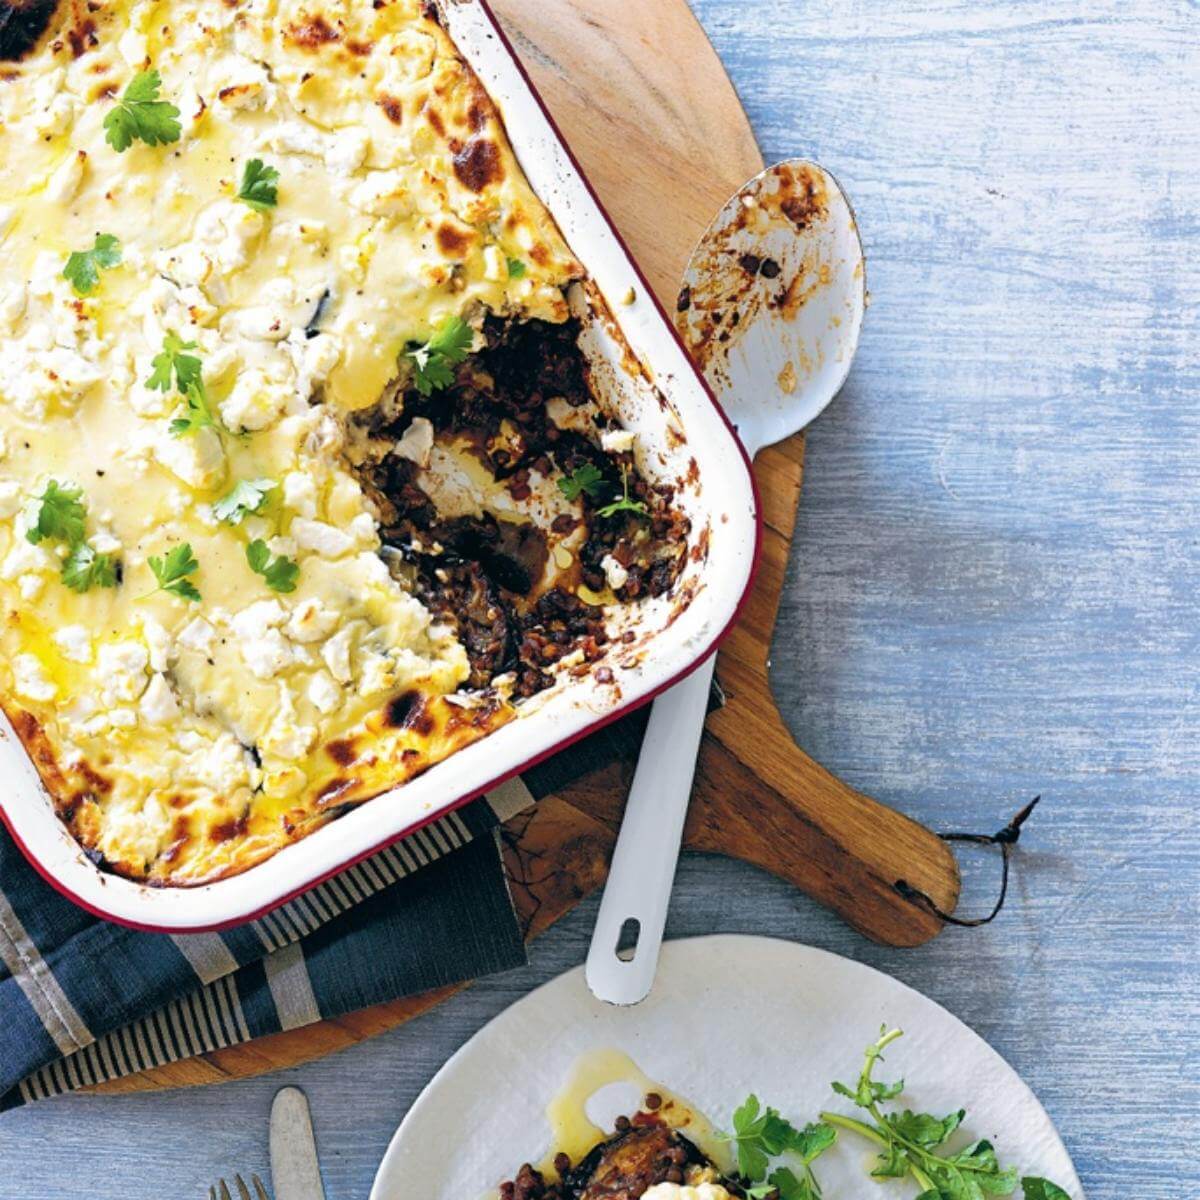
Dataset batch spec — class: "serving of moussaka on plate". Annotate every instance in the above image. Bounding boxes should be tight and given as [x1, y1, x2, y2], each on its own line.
[0, 0, 694, 884]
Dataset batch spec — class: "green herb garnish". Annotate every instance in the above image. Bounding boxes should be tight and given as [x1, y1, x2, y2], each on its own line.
[237, 158, 280, 213]
[720, 1095, 834, 1198]
[406, 315, 473, 397]
[507, 257, 527, 279]
[246, 539, 299, 594]
[168, 382, 218, 438]
[25, 480, 87, 546]
[61, 542, 118, 593]
[144, 543, 201, 602]
[147, 331, 203, 395]
[62, 234, 122, 296]
[820, 1029, 1019, 1197]
[1021, 1181, 1071, 1200]
[103, 69, 182, 152]
[214, 478, 276, 525]
[596, 467, 649, 520]
[557, 463, 606, 503]
[146, 333, 219, 437]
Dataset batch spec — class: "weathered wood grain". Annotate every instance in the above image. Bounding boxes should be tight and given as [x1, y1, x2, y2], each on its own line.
[1, 3, 1195, 1197]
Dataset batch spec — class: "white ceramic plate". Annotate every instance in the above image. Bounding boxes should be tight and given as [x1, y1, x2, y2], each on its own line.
[371, 935, 1083, 1200]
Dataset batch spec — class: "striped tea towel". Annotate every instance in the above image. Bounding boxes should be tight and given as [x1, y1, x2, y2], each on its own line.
[0, 778, 534, 1110]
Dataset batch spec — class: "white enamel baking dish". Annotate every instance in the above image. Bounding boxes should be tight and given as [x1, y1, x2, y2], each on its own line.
[0, 0, 760, 932]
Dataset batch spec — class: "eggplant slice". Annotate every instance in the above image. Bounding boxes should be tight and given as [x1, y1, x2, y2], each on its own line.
[0, 0, 59, 60]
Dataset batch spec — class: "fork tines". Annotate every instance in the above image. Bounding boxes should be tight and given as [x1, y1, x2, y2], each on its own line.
[209, 1174, 270, 1200]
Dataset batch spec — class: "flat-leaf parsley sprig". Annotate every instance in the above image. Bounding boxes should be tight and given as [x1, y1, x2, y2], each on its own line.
[142, 543, 201, 602]
[146, 332, 221, 438]
[63, 234, 122, 296]
[214, 478, 277, 526]
[246, 539, 299, 594]
[406, 314, 473, 396]
[557, 463, 606, 503]
[597, 466, 649, 520]
[237, 159, 280, 213]
[24, 480, 118, 593]
[719, 1095, 835, 1200]
[103, 69, 182, 152]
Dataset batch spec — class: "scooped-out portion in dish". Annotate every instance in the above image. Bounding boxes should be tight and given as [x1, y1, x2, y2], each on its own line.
[0, 0, 690, 884]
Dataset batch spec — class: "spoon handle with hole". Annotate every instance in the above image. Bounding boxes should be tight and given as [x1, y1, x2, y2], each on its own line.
[585, 654, 716, 1005]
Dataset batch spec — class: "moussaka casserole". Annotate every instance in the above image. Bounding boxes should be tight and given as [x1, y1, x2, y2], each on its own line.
[0, 0, 696, 884]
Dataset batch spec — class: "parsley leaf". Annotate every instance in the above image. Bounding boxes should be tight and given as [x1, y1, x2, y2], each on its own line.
[596, 467, 649, 520]
[1022, 1179, 1071, 1200]
[61, 542, 118, 593]
[147, 332, 204, 395]
[407, 315, 473, 397]
[25, 480, 86, 546]
[246, 539, 299, 594]
[557, 463, 606, 502]
[168, 381, 218, 438]
[103, 69, 182, 152]
[146, 334, 218, 437]
[720, 1096, 834, 1190]
[62, 234, 122, 296]
[145, 543, 201, 602]
[214, 478, 276, 525]
[237, 158, 280, 213]
[507, 257, 527, 279]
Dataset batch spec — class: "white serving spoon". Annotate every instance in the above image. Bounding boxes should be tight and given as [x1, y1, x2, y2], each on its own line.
[585, 160, 867, 1005]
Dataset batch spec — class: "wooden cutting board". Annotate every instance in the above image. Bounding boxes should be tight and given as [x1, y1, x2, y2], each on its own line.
[92, 0, 960, 1096]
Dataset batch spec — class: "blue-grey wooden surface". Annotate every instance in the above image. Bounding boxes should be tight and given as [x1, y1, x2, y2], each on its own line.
[2, 2, 1197, 1195]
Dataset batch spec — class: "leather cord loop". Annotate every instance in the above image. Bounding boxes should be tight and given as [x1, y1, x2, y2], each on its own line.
[894, 796, 1042, 929]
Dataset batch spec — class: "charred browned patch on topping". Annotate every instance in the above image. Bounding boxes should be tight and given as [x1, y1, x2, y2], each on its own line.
[452, 136, 503, 193]
[377, 92, 403, 125]
[435, 221, 474, 259]
[419, 0, 440, 24]
[0, 0, 61, 61]
[384, 690, 422, 728]
[325, 738, 357, 767]
[316, 777, 355, 805]
[424, 102, 445, 138]
[685, 457, 701, 486]
[74, 759, 112, 796]
[211, 815, 248, 843]
[284, 13, 340, 49]
[346, 37, 372, 56]
[528, 243, 550, 268]
[466, 82, 495, 132]
[66, 16, 96, 57]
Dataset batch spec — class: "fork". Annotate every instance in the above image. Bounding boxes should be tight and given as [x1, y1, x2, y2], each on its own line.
[209, 1175, 270, 1200]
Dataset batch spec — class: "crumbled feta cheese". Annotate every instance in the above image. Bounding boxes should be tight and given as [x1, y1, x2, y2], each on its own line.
[54, 625, 93, 663]
[321, 625, 355, 683]
[282, 470, 319, 518]
[601, 428, 638, 454]
[46, 150, 87, 206]
[286, 598, 339, 643]
[220, 367, 291, 432]
[601, 554, 629, 591]
[0, 480, 22, 519]
[293, 518, 354, 559]
[139, 673, 180, 724]
[177, 616, 217, 655]
[18, 574, 44, 600]
[393, 417, 435, 468]
[231, 600, 292, 679]
[154, 426, 226, 490]
[98, 641, 151, 705]
[306, 670, 341, 714]
[142, 617, 173, 672]
[12, 653, 55, 702]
